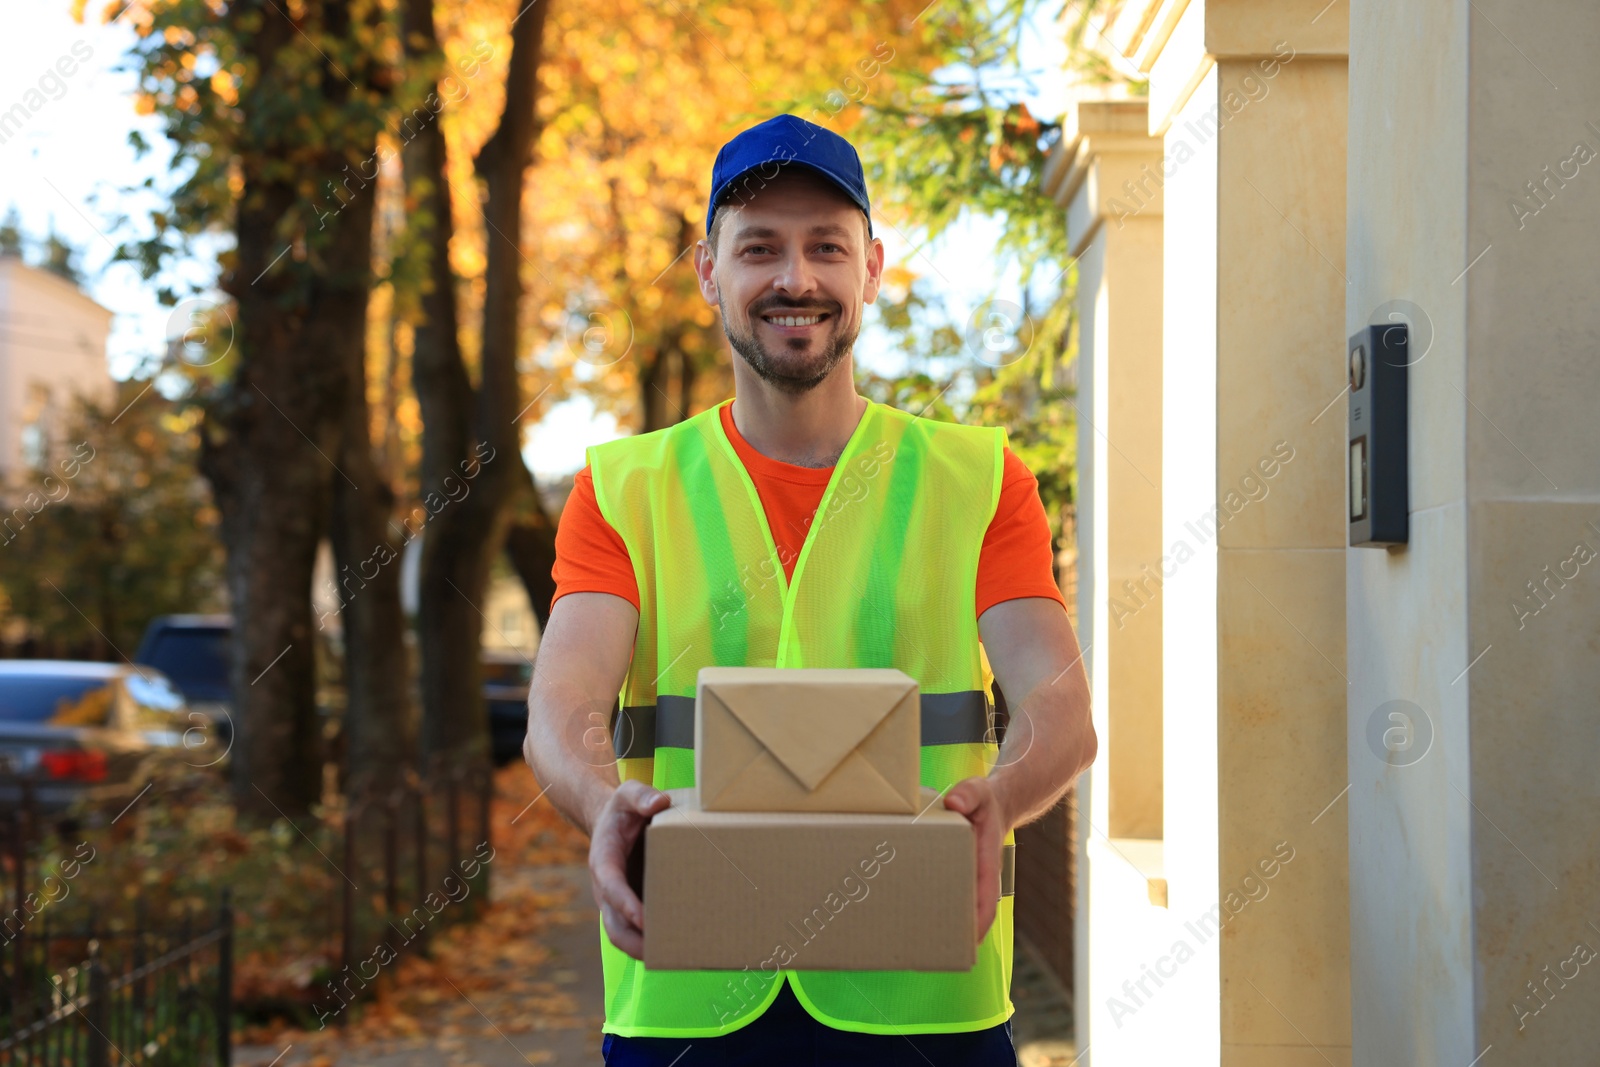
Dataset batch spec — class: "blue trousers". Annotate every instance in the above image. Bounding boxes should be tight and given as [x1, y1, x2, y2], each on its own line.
[601, 980, 1018, 1066]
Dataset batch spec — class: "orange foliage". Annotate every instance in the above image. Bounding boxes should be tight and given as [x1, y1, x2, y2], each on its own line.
[423, 0, 945, 431]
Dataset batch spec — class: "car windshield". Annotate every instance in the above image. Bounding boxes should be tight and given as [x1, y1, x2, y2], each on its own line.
[125, 672, 185, 714]
[0, 676, 117, 726]
[142, 628, 230, 689]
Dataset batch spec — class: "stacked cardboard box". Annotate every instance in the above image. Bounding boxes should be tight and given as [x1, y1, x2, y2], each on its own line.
[643, 667, 976, 971]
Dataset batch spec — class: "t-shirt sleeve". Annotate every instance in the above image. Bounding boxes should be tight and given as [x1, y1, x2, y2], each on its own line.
[550, 465, 641, 613]
[975, 447, 1068, 619]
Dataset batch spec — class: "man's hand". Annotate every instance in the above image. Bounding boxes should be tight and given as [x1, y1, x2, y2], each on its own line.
[589, 780, 672, 960]
[943, 777, 1009, 943]
[523, 592, 649, 954]
[947, 597, 1096, 944]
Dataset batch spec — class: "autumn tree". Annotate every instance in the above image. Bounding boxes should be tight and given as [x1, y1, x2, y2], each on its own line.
[0, 207, 22, 257]
[104, 0, 419, 814]
[524, 0, 940, 435]
[394, 0, 554, 767]
[845, 0, 1093, 529]
[0, 382, 226, 659]
[384, 0, 969, 767]
[403, 0, 1093, 772]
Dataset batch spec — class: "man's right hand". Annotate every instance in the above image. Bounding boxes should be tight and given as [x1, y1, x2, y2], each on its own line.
[522, 591, 649, 953]
[589, 779, 672, 960]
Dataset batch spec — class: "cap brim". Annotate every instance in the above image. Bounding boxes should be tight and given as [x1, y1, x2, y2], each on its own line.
[710, 160, 872, 233]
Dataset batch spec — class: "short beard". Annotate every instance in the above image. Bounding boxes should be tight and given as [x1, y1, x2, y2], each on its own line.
[723, 309, 858, 395]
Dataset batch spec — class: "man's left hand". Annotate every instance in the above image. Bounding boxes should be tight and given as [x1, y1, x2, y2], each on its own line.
[943, 776, 1009, 943]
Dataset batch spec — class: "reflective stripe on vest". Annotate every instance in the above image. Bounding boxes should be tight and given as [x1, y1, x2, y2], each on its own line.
[612, 689, 998, 756]
[588, 399, 1015, 1038]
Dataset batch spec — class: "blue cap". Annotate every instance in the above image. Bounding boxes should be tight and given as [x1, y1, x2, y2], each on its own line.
[706, 115, 873, 240]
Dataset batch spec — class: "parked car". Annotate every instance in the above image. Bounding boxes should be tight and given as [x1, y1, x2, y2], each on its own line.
[0, 661, 198, 812]
[134, 614, 233, 742]
[482, 650, 533, 766]
[134, 615, 531, 767]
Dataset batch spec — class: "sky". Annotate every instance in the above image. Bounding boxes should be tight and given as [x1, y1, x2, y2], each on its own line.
[0, 5, 184, 379]
[0, 2, 1070, 480]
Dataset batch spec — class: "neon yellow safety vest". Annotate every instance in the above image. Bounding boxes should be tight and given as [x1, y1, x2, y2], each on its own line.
[588, 398, 1016, 1038]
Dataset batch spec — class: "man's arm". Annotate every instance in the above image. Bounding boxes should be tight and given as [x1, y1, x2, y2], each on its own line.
[524, 591, 669, 960]
[943, 596, 1097, 941]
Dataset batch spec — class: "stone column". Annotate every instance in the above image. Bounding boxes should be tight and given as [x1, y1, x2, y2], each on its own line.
[1156, 6, 1354, 1065]
[1043, 97, 1167, 1065]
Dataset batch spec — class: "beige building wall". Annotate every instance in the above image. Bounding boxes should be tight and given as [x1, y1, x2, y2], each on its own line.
[1061, 2, 1353, 1064]
[1060, 1, 1597, 1064]
[0, 254, 114, 480]
[1347, 1, 1600, 1063]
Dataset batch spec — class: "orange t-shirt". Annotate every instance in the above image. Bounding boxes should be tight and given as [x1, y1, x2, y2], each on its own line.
[550, 401, 1064, 619]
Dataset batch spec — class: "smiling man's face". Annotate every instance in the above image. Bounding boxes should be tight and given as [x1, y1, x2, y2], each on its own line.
[696, 167, 884, 394]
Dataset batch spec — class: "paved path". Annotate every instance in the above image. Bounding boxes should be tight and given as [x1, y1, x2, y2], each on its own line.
[236, 864, 605, 1067]
[1011, 935, 1080, 1067]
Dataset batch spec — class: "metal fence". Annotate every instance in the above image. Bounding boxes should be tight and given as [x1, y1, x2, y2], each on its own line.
[0, 760, 496, 1044]
[0, 900, 232, 1066]
[332, 763, 495, 1009]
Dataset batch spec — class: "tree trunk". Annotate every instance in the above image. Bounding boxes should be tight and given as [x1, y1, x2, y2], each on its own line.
[379, 311, 404, 487]
[404, 0, 486, 774]
[201, 0, 382, 820]
[638, 346, 667, 433]
[504, 510, 558, 630]
[638, 330, 691, 433]
[678, 338, 698, 421]
[405, 0, 554, 769]
[203, 261, 339, 820]
[636, 215, 699, 433]
[330, 312, 416, 792]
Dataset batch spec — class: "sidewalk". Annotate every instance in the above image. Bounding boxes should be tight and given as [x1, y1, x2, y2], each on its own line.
[1012, 936, 1080, 1067]
[235, 768, 1077, 1066]
[234, 766, 603, 1067]
[233, 863, 604, 1067]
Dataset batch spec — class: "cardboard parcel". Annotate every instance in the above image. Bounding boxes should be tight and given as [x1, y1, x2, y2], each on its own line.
[695, 667, 921, 813]
[640, 667, 977, 972]
[643, 787, 975, 971]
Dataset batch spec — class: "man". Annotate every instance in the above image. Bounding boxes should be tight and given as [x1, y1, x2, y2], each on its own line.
[525, 114, 1096, 1066]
